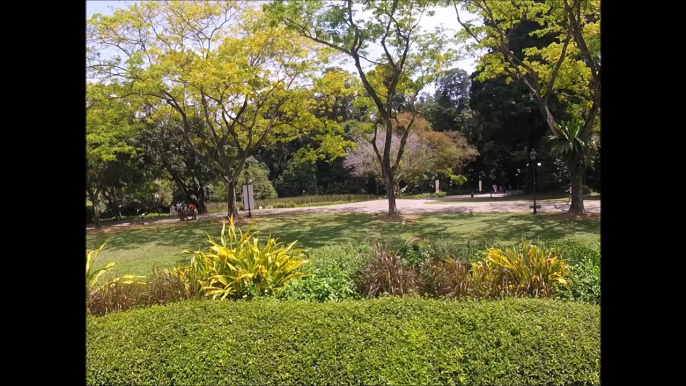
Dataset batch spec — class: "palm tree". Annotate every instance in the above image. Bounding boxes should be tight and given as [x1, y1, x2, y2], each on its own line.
[548, 119, 594, 214]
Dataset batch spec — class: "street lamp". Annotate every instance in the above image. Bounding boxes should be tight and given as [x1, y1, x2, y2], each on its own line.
[244, 169, 252, 218]
[529, 149, 538, 214]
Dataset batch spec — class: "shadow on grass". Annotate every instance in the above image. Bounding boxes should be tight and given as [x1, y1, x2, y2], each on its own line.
[404, 213, 600, 245]
[88, 212, 599, 253]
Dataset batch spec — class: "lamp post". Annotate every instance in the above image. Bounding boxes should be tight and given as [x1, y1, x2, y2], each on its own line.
[244, 169, 252, 218]
[530, 149, 538, 214]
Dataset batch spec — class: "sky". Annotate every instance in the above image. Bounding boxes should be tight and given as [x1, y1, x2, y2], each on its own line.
[86, 1, 479, 95]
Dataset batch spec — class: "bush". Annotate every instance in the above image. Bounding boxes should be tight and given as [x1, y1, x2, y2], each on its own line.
[555, 243, 600, 304]
[87, 298, 600, 386]
[272, 201, 296, 208]
[472, 241, 568, 298]
[280, 244, 368, 302]
[87, 243, 146, 315]
[403, 191, 447, 199]
[422, 258, 474, 298]
[87, 266, 207, 317]
[185, 217, 308, 299]
[357, 241, 420, 297]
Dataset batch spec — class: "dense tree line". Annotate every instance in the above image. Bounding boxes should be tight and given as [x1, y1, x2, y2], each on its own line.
[86, 0, 600, 226]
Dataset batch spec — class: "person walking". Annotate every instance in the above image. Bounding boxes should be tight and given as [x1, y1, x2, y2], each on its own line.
[566, 186, 573, 204]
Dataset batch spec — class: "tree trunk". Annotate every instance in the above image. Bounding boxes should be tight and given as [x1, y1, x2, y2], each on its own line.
[88, 191, 102, 229]
[566, 154, 586, 214]
[225, 180, 239, 218]
[112, 188, 122, 220]
[198, 185, 207, 214]
[384, 174, 398, 215]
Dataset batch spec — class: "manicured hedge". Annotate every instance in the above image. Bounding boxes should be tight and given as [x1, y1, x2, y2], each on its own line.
[87, 298, 600, 386]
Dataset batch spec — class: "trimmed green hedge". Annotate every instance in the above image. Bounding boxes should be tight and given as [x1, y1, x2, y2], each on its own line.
[87, 298, 599, 385]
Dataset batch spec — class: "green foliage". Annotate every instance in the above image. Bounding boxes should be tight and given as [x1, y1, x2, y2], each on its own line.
[555, 243, 600, 304]
[449, 174, 467, 187]
[87, 298, 600, 385]
[472, 241, 569, 298]
[275, 158, 318, 197]
[549, 118, 596, 164]
[87, 266, 204, 317]
[236, 158, 278, 200]
[403, 191, 447, 199]
[185, 218, 308, 299]
[423, 258, 474, 299]
[272, 202, 296, 208]
[357, 241, 421, 297]
[86, 243, 115, 294]
[280, 244, 368, 302]
[350, 239, 572, 300]
[87, 243, 146, 315]
[205, 194, 378, 212]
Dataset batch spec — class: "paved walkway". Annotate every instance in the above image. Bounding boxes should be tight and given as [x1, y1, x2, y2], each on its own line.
[86, 196, 600, 231]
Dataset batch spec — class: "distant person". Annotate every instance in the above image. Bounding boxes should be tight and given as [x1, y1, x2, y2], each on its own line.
[566, 186, 573, 204]
[188, 203, 196, 214]
[492, 184, 497, 193]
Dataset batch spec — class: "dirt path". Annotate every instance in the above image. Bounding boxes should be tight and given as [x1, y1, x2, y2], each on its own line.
[86, 196, 600, 231]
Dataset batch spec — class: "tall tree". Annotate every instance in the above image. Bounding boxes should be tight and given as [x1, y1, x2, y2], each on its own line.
[86, 83, 139, 228]
[424, 68, 471, 132]
[138, 116, 216, 214]
[266, 0, 456, 215]
[344, 117, 477, 195]
[449, 0, 600, 213]
[87, 1, 332, 217]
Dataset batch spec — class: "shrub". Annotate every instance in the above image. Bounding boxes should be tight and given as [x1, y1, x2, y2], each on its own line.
[86, 243, 145, 315]
[87, 266, 206, 317]
[87, 298, 601, 386]
[280, 244, 367, 302]
[555, 243, 600, 304]
[272, 201, 296, 208]
[86, 243, 115, 296]
[185, 217, 308, 299]
[422, 258, 474, 298]
[357, 241, 420, 297]
[472, 241, 568, 298]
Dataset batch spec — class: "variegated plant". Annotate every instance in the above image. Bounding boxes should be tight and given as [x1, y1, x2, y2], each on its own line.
[185, 216, 308, 300]
[472, 241, 568, 297]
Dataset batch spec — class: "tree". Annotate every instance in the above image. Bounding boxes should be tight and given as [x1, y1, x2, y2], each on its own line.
[236, 157, 278, 200]
[449, 0, 600, 214]
[86, 83, 139, 228]
[547, 118, 596, 195]
[344, 119, 477, 195]
[266, 0, 456, 215]
[87, 1, 332, 217]
[424, 68, 472, 132]
[138, 116, 216, 213]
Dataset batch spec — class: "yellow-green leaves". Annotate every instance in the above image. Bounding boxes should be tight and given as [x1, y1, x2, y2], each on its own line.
[472, 241, 569, 297]
[185, 217, 309, 300]
[455, 0, 600, 125]
[88, 1, 335, 192]
[86, 243, 114, 291]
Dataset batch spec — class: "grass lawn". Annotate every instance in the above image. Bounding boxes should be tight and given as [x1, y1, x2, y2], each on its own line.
[86, 212, 600, 278]
[424, 193, 601, 204]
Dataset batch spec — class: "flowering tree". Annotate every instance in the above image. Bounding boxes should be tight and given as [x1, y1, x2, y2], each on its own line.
[344, 126, 477, 196]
